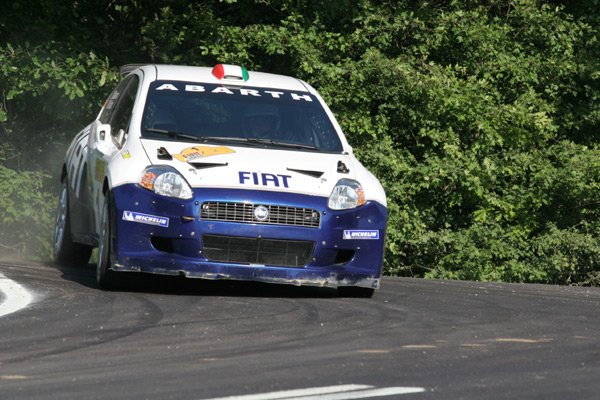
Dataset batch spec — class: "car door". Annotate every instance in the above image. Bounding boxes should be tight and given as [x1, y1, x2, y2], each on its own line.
[88, 74, 140, 238]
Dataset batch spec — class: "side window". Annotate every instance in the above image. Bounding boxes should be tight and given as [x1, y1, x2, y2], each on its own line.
[98, 76, 132, 124]
[108, 75, 139, 147]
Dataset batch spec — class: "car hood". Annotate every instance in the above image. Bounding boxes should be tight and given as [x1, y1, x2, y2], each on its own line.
[141, 140, 357, 198]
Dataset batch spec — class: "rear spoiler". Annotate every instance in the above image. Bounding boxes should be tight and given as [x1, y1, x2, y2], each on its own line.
[119, 64, 148, 77]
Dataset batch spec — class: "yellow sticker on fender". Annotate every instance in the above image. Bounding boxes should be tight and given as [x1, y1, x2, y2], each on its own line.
[95, 159, 106, 182]
[173, 146, 235, 162]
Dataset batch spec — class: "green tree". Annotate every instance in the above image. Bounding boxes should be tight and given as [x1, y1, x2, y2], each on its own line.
[0, 0, 597, 283]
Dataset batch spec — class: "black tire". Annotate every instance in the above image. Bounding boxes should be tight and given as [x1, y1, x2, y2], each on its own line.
[96, 192, 119, 290]
[53, 180, 93, 267]
[337, 287, 376, 298]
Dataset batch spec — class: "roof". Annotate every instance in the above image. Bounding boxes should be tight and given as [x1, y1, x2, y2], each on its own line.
[120, 64, 310, 92]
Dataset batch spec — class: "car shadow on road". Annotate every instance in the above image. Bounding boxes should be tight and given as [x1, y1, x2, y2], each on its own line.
[54, 262, 341, 299]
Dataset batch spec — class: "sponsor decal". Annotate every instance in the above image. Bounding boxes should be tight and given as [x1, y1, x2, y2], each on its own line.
[239, 171, 291, 188]
[155, 82, 314, 102]
[343, 230, 380, 240]
[94, 159, 105, 183]
[122, 211, 169, 227]
[121, 150, 132, 159]
[174, 145, 235, 162]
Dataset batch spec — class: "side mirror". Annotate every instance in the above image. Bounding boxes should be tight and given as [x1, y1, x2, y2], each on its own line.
[114, 128, 126, 148]
[96, 123, 113, 154]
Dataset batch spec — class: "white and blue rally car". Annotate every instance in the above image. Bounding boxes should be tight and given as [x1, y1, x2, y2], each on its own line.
[54, 64, 387, 296]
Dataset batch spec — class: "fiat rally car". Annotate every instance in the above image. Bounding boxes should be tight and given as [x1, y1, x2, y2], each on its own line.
[53, 64, 387, 296]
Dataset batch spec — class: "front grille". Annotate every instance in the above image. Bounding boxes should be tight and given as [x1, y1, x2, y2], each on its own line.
[202, 235, 314, 267]
[200, 202, 320, 228]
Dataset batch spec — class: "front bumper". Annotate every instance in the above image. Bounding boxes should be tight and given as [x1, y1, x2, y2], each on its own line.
[110, 184, 387, 289]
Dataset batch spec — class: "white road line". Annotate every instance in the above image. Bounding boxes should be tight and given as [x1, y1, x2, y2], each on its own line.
[285, 387, 426, 400]
[0, 272, 33, 318]
[199, 385, 372, 400]
[199, 385, 425, 400]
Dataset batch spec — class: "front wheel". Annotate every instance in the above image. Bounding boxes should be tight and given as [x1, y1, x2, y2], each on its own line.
[53, 181, 93, 267]
[97, 193, 118, 290]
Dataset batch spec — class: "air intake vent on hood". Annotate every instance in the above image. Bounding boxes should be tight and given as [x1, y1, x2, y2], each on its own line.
[337, 161, 350, 174]
[189, 162, 228, 170]
[286, 168, 324, 178]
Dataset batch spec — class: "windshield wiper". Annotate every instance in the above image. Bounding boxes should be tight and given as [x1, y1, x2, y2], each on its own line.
[146, 130, 256, 145]
[222, 137, 318, 150]
[145, 129, 319, 150]
[144, 128, 202, 142]
[249, 138, 319, 151]
[179, 135, 317, 150]
[196, 136, 256, 144]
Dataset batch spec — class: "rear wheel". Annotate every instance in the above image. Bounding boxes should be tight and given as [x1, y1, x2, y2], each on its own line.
[53, 181, 93, 267]
[97, 193, 118, 290]
[337, 287, 376, 298]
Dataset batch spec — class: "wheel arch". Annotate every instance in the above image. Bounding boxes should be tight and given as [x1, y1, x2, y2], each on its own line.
[60, 164, 68, 183]
[102, 177, 110, 196]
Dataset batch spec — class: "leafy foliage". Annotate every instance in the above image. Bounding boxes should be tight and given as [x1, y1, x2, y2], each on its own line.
[0, 0, 598, 283]
[0, 164, 54, 258]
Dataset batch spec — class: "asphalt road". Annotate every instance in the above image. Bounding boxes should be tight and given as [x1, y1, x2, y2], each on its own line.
[1, 261, 599, 400]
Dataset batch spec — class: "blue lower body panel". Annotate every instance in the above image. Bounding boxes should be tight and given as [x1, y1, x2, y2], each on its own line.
[110, 184, 387, 289]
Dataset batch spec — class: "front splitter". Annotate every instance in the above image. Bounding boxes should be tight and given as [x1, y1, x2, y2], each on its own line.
[112, 261, 380, 289]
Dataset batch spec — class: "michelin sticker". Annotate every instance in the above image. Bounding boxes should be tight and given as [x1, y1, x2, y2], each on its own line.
[343, 230, 379, 240]
[123, 211, 169, 227]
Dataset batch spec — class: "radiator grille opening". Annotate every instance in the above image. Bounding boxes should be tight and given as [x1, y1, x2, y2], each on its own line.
[202, 235, 314, 267]
[200, 202, 320, 228]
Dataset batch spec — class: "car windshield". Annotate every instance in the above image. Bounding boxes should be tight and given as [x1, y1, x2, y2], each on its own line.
[141, 81, 343, 153]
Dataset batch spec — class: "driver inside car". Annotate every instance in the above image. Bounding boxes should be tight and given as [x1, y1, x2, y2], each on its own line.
[244, 104, 290, 141]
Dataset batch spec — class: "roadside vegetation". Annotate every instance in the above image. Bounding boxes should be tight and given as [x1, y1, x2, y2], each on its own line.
[0, 1, 598, 284]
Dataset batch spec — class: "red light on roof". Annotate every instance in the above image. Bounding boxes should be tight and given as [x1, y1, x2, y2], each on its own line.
[211, 64, 249, 81]
[212, 64, 225, 80]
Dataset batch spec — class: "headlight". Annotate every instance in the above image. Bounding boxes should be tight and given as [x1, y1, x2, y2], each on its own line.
[328, 179, 366, 210]
[139, 166, 193, 199]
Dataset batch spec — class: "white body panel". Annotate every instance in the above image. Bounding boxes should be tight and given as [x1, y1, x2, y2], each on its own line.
[67, 63, 387, 241]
